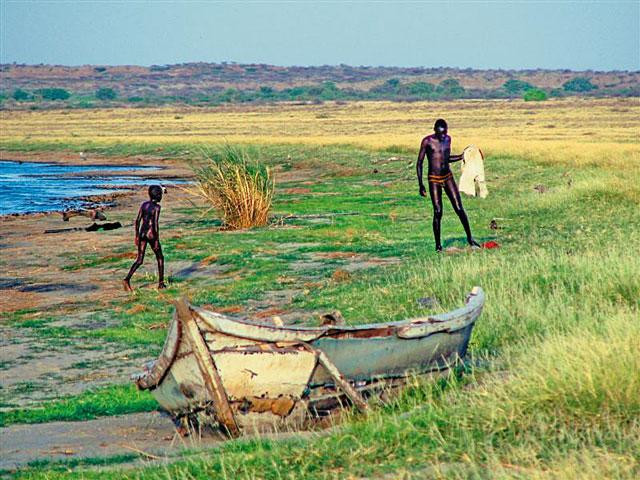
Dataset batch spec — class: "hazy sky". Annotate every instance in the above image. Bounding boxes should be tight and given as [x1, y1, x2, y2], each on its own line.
[1, 1, 638, 70]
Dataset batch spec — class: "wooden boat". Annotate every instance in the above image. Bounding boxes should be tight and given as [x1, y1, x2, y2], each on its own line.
[134, 287, 484, 436]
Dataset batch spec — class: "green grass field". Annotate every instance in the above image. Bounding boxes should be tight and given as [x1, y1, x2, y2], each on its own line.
[3, 142, 639, 479]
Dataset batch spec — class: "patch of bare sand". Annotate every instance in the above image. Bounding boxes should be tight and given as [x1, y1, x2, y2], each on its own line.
[0, 411, 223, 471]
[0, 411, 323, 472]
[0, 289, 45, 313]
[0, 325, 145, 407]
[168, 260, 230, 281]
[307, 252, 400, 273]
[273, 166, 319, 184]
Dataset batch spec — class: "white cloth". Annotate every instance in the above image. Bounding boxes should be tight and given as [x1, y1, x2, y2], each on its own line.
[459, 145, 488, 198]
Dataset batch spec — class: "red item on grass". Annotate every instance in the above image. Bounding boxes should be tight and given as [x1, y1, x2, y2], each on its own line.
[482, 241, 500, 249]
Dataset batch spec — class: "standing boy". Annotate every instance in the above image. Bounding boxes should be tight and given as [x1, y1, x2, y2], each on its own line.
[123, 185, 166, 291]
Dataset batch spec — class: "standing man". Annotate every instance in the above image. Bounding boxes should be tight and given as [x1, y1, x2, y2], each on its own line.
[417, 119, 480, 252]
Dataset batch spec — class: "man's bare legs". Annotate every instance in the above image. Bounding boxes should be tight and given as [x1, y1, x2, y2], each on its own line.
[429, 177, 480, 251]
[444, 176, 479, 247]
[124, 239, 146, 291]
[429, 182, 444, 251]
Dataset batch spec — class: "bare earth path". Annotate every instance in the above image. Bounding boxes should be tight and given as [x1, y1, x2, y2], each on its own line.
[0, 411, 226, 471]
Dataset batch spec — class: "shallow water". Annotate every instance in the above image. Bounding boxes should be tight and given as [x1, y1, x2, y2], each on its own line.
[0, 160, 166, 215]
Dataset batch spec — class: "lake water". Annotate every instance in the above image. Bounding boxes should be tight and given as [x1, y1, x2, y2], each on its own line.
[0, 160, 166, 215]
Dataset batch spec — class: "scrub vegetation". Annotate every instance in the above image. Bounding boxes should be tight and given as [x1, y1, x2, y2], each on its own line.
[0, 98, 638, 478]
[1, 63, 638, 109]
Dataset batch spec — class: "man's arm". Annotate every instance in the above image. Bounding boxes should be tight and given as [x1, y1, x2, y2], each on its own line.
[448, 141, 465, 163]
[447, 145, 464, 163]
[447, 138, 465, 163]
[417, 137, 428, 196]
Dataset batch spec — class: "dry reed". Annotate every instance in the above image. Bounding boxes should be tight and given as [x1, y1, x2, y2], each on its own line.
[189, 146, 274, 229]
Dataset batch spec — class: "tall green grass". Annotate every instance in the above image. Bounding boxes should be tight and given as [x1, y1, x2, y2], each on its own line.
[296, 239, 639, 354]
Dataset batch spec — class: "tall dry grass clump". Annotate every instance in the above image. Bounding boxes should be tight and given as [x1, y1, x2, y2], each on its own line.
[190, 146, 274, 229]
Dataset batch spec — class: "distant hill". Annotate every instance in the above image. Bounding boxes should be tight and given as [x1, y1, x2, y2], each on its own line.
[1, 63, 638, 108]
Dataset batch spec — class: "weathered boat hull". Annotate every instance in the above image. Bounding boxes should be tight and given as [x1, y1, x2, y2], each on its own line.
[309, 324, 474, 384]
[134, 287, 484, 435]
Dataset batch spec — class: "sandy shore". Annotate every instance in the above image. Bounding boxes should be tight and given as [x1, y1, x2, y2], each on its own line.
[0, 150, 193, 310]
[0, 152, 212, 471]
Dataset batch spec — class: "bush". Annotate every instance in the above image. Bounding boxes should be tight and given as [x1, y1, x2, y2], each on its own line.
[320, 81, 342, 100]
[259, 86, 275, 98]
[219, 88, 241, 103]
[12, 88, 30, 101]
[385, 78, 400, 90]
[524, 88, 548, 101]
[36, 88, 70, 101]
[75, 100, 95, 109]
[563, 77, 598, 92]
[437, 78, 465, 97]
[503, 78, 533, 94]
[371, 78, 401, 95]
[189, 146, 274, 229]
[95, 87, 117, 101]
[408, 81, 434, 97]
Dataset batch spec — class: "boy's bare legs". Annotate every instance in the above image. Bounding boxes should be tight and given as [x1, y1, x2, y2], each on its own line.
[124, 239, 147, 291]
[151, 241, 166, 289]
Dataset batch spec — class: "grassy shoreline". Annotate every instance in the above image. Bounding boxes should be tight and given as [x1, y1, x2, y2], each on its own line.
[2, 100, 638, 477]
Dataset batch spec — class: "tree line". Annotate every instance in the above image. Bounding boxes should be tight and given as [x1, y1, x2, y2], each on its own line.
[2, 76, 636, 108]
